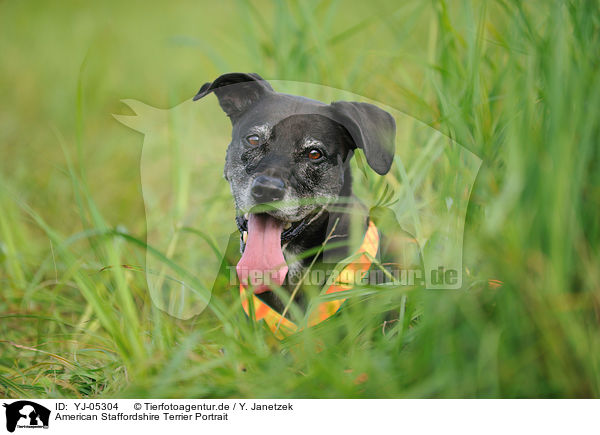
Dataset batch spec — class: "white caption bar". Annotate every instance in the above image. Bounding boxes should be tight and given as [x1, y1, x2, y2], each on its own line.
[1, 399, 597, 434]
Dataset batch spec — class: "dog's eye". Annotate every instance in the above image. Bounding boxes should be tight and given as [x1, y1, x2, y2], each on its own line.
[246, 135, 260, 146]
[308, 149, 323, 161]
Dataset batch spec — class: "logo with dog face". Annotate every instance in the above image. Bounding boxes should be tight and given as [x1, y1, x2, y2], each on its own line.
[2, 401, 50, 432]
[115, 78, 482, 320]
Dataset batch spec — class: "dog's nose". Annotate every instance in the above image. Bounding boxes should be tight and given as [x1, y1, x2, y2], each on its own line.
[251, 175, 285, 203]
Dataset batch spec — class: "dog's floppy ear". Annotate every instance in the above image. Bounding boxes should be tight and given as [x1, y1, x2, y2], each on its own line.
[327, 101, 396, 175]
[193, 72, 273, 119]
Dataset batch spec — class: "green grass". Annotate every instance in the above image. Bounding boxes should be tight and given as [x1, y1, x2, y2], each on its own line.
[1, 0, 599, 398]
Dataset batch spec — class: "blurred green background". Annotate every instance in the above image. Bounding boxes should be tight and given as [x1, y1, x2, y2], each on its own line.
[1, 0, 599, 398]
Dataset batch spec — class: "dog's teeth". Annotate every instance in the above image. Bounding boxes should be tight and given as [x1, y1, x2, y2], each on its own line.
[284, 222, 292, 230]
[244, 213, 249, 220]
[242, 231, 248, 243]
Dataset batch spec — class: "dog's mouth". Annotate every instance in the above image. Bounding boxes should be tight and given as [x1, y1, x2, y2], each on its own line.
[235, 210, 319, 294]
[235, 211, 312, 245]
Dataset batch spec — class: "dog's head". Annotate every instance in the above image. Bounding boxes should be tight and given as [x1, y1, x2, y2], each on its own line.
[194, 73, 396, 219]
[194, 73, 396, 292]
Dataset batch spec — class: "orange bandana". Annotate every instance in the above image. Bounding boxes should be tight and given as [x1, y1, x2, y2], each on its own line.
[240, 220, 380, 339]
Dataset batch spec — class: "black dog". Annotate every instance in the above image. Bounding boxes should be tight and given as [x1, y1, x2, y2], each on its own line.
[194, 73, 396, 316]
[3, 402, 51, 433]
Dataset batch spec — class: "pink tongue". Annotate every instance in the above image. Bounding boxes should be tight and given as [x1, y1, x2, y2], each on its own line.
[236, 214, 288, 294]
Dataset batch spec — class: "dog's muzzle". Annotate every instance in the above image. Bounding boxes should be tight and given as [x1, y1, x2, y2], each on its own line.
[250, 175, 285, 203]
